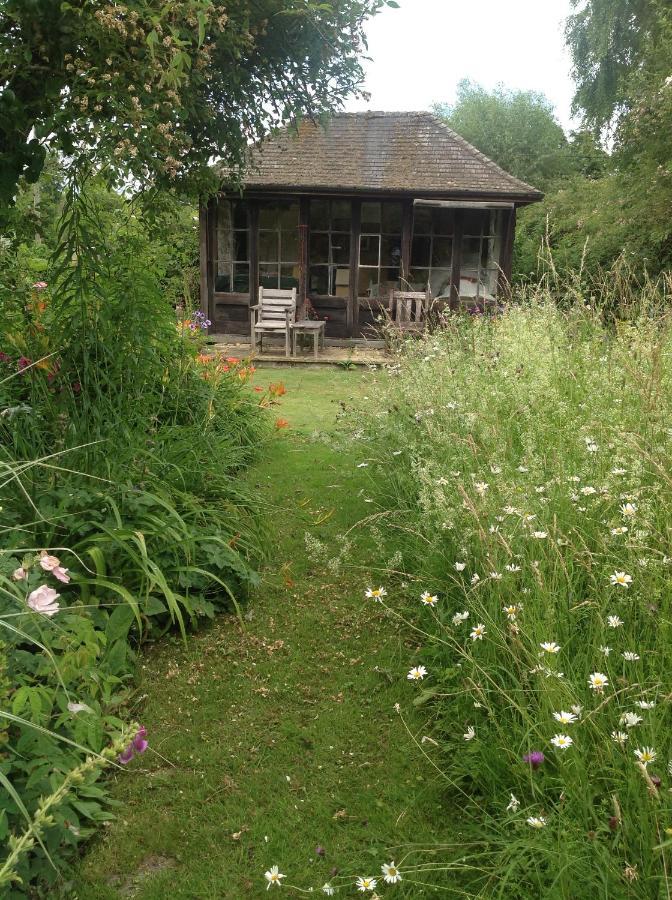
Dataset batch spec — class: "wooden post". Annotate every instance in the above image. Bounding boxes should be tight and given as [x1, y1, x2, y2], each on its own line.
[249, 200, 259, 310]
[450, 209, 464, 308]
[400, 199, 413, 288]
[348, 200, 361, 337]
[298, 197, 309, 319]
[199, 200, 209, 318]
[207, 197, 216, 321]
[498, 207, 516, 298]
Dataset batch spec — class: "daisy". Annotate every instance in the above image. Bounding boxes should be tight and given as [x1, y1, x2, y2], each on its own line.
[365, 587, 387, 602]
[610, 571, 632, 588]
[420, 591, 438, 607]
[553, 711, 577, 725]
[620, 712, 643, 728]
[381, 862, 402, 884]
[452, 610, 469, 625]
[505, 563, 522, 572]
[470, 573, 480, 584]
[489, 571, 503, 580]
[532, 531, 548, 539]
[634, 747, 656, 766]
[407, 666, 427, 681]
[551, 734, 573, 750]
[611, 526, 628, 535]
[474, 481, 489, 496]
[540, 642, 561, 654]
[570, 704, 583, 718]
[463, 725, 476, 741]
[612, 731, 629, 745]
[636, 700, 656, 709]
[470, 623, 486, 641]
[356, 876, 377, 892]
[621, 502, 637, 517]
[607, 615, 623, 628]
[503, 604, 521, 620]
[454, 561, 466, 571]
[506, 793, 520, 812]
[581, 486, 597, 495]
[322, 885, 335, 896]
[599, 645, 612, 656]
[264, 866, 286, 890]
[611, 467, 627, 475]
[589, 672, 609, 692]
[622, 651, 640, 661]
[527, 816, 546, 828]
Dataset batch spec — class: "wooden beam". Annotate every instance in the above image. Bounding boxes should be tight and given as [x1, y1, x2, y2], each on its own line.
[248, 200, 259, 308]
[498, 207, 516, 298]
[348, 200, 361, 337]
[199, 200, 209, 318]
[298, 197, 309, 318]
[207, 197, 216, 319]
[401, 199, 413, 288]
[450, 209, 464, 307]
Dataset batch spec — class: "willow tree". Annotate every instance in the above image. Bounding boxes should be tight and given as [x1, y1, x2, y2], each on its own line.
[0, 0, 394, 203]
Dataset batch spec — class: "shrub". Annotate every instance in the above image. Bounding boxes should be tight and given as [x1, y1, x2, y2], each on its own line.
[353, 292, 672, 897]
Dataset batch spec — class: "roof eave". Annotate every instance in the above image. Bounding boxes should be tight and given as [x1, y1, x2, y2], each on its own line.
[221, 182, 543, 205]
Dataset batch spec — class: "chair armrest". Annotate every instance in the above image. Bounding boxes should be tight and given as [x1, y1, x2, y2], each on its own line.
[249, 304, 261, 311]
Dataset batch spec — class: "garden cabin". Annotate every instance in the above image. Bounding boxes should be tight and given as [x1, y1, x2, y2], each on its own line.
[200, 111, 542, 339]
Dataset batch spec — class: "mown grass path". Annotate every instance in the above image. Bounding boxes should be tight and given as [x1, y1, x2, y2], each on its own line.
[75, 367, 444, 899]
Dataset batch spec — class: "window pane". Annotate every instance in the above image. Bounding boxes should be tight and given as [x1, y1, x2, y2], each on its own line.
[258, 205, 277, 229]
[429, 268, 451, 297]
[381, 235, 401, 268]
[463, 209, 487, 235]
[411, 235, 431, 267]
[359, 234, 380, 266]
[408, 268, 430, 291]
[258, 231, 278, 262]
[358, 267, 381, 297]
[280, 265, 299, 289]
[331, 233, 350, 265]
[233, 263, 249, 293]
[310, 199, 329, 231]
[233, 230, 248, 262]
[309, 266, 329, 295]
[215, 270, 231, 292]
[432, 236, 453, 268]
[434, 208, 454, 235]
[334, 267, 350, 297]
[278, 203, 299, 229]
[483, 268, 499, 297]
[460, 269, 480, 297]
[483, 236, 496, 267]
[217, 202, 233, 263]
[412, 207, 432, 235]
[282, 228, 299, 262]
[331, 201, 351, 232]
[361, 202, 381, 232]
[381, 202, 402, 233]
[310, 232, 329, 264]
[380, 268, 400, 294]
[259, 264, 279, 289]
[232, 201, 248, 229]
[462, 238, 482, 269]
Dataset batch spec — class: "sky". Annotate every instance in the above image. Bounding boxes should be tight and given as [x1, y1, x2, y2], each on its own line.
[345, 0, 578, 132]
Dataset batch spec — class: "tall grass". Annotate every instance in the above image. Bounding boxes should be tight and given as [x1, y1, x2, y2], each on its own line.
[354, 288, 672, 897]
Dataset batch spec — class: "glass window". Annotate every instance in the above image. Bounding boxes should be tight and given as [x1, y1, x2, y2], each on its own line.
[308, 199, 352, 297]
[258, 201, 300, 290]
[216, 199, 250, 293]
[358, 201, 402, 299]
[460, 212, 503, 303]
[409, 206, 453, 297]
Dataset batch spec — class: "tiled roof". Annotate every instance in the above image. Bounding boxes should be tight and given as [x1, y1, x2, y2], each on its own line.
[231, 111, 542, 202]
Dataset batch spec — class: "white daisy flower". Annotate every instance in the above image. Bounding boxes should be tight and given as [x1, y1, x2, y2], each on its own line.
[581, 486, 597, 495]
[610, 571, 632, 588]
[454, 561, 466, 571]
[599, 645, 612, 656]
[589, 672, 609, 692]
[611, 731, 629, 745]
[503, 604, 521, 620]
[474, 481, 489, 496]
[570, 705, 583, 718]
[527, 816, 546, 828]
[322, 884, 335, 896]
[365, 587, 387, 602]
[553, 711, 577, 725]
[470, 573, 480, 584]
[532, 531, 548, 539]
[489, 571, 502, 580]
[407, 666, 427, 681]
[518, 465, 528, 472]
[620, 712, 643, 728]
[636, 700, 656, 709]
[452, 610, 469, 625]
[540, 641, 561, 654]
[356, 875, 377, 892]
[506, 793, 520, 812]
[634, 746, 656, 766]
[264, 866, 286, 890]
[611, 526, 628, 535]
[463, 725, 476, 741]
[505, 563, 522, 572]
[607, 615, 623, 628]
[611, 467, 627, 475]
[381, 862, 402, 884]
[470, 623, 486, 641]
[420, 591, 438, 607]
[551, 734, 573, 750]
[621, 502, 637, 517]
[622, 651, 640, 661]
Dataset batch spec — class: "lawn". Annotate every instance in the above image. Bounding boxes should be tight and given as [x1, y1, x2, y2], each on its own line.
[72, 366, 448, 898]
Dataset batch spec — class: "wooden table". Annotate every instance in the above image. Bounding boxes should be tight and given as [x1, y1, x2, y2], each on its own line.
[290, 320, 326, 359]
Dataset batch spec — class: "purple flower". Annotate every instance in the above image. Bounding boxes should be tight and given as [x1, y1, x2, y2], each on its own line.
[0, 352, 9, 363]
[17, 356, 32, 371]
[523, 750, 545, 770]
[118, 745, 135, 765]
[315, 845, 325, 857]
[118, 725, 149, 764]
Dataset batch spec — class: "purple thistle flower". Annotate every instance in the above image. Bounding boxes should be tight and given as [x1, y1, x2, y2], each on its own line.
[523, 750, 545, 770]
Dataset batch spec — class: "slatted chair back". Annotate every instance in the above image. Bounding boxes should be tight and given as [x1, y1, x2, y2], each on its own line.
[258, 287, 297, 326]
[390, 289, 431, 325]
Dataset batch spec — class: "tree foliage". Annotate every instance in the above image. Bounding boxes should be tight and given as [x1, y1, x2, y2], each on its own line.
[434, 79, 572, 190]
[0, 0, 392, 204]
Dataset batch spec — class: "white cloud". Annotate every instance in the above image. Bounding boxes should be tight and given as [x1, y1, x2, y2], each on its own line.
[346, 0, 578, 132]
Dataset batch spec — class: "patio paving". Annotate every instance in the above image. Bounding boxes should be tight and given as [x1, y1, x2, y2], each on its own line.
[205, 335, 391, 367]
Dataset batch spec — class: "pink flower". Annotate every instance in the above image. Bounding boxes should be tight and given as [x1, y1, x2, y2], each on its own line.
[118, 726, 149, 764]
[53, 566, 70, 584]
[32, 281, 48, 291]
[27, 585, 60, 616]
[39, 551, 60, 572]
[17, 357, 32, 371]
[118, 745, 135, 765]
[12, 567, 27, 581]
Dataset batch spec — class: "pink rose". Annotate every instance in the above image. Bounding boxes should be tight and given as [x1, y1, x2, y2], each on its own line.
[12, 567, 27, 581]
[27, 585, 60, 616]
[40, 551, 60, 572]
[53, 566, 70, 584]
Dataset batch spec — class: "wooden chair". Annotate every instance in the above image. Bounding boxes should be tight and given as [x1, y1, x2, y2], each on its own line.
[250, 287, 297, 357]
[389, 289, 431, 332]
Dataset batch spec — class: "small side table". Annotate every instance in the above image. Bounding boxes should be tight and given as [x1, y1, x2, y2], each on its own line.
[291, 320, 326, 359]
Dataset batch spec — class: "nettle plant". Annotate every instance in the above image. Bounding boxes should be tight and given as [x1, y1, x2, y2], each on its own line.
[350, 299, 672, 897]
